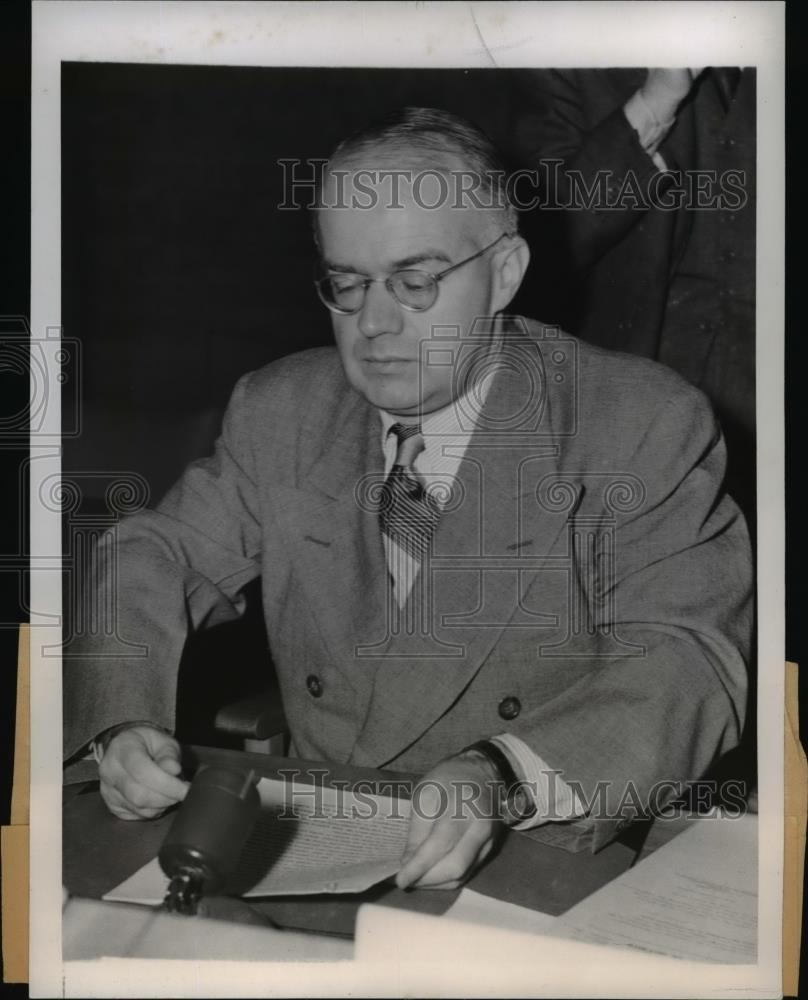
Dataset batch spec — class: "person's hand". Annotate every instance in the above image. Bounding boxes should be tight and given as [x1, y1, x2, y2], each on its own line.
[396, 753, 502, 890]
[641, 68, 703, 122]
[98, 725, 189, 820]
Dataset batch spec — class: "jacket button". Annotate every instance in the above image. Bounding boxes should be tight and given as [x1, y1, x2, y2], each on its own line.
[306, 674, 323, 698]
[498, 696, 521, 720]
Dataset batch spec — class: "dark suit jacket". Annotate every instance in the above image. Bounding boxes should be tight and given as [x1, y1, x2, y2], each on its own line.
[509, 69, 754, 370]
[63, 320, 752, 852]
[509, 69, 673, 353]
[509, 69, 757, 528]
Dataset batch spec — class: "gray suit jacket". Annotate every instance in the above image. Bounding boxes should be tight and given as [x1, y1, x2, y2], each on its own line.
[63, 319, 752, 852]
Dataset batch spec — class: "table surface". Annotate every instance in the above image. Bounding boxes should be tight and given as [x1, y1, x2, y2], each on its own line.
[63, 744, 652, 938]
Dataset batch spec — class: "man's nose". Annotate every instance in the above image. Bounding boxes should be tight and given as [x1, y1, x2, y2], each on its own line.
[357, 280, 404, 338]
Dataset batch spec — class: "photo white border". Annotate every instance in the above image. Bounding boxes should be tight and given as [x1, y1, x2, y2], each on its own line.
[30, 2, 785, 996]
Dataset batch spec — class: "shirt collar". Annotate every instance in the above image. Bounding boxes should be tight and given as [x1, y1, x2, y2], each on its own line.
[378, 364, 498, 466]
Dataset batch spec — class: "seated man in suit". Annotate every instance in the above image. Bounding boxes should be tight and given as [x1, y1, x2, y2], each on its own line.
[64, 107, 752, 891]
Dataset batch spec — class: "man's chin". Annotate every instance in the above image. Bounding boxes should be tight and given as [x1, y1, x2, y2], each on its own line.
[349, 374, 421, 415]
[365, 389, 421, 416]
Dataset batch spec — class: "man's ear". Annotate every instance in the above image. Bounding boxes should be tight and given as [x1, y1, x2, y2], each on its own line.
[490, 235, 531, 313]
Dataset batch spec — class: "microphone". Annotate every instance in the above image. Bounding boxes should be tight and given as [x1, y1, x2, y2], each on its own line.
[158, 765, 260, 915]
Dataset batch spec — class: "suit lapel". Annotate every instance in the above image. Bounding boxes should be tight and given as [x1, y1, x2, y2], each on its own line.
[279, 390, 391, 700]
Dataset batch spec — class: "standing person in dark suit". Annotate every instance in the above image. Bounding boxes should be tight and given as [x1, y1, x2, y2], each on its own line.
[64, 108, 752, 890]
[510, 68, 756, 526]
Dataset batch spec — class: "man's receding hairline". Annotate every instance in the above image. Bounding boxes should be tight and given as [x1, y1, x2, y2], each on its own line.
[312, 108, 519, 245]
[313, 194, 508, 255]
[316, 153, 514, 242]
[326, 140, 478, 176]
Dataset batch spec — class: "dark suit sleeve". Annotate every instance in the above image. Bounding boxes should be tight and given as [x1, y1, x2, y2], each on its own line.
[509, 382, 752, 851]
[512, 69, 664, 272]
[63, 373, 263, 760]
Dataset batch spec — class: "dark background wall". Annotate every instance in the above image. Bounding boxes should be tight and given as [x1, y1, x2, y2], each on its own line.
[62, 62, 543, 503]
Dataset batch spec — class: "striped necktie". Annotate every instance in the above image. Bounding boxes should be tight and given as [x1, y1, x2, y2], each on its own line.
[378, 423, 441, 561]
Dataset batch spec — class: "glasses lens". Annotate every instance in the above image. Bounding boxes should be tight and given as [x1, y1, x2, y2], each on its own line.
[319, 275, 365, 314]
[390, 270, 437, 311]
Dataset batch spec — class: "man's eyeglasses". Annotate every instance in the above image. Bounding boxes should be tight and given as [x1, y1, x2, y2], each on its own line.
[314, 232, 509, 316]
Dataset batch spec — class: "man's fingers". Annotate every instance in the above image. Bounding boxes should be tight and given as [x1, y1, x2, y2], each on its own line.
[401, 779, 454, 860]
[156, 755, 183, 776]
[397, 823, 456, 888]
[108, 801, 163, 821]
[397, 757, 502, 890]
[98, 727, 188, 819]
[399, 814, 431, 868]
[398, 817, 491, 889]
[398, 809, 460, 885]
[151, 737, 183, 770]
[410, 830, 497, 890]
[126, 748, 189, 802]
[100, 757, 180, 812]
[105, 752, 185, 807]
[406, 849, 477, 889]
[476, 838, 495, 865]
[100, 783, 167, 821]
[407, 824, 492, 889]
[105, 802, 143, 821]
[119, 774, 183, 811]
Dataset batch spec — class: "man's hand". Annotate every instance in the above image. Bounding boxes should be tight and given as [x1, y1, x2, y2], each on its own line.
[396, 753, 502, 890]
[641, 68, 704, 123]
[98, 725, 189, 820]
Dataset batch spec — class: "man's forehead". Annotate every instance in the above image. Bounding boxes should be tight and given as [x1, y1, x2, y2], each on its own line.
[321, 235, 453, 273]
[317, 175, 487, 267]
[317, 208, 480, 271]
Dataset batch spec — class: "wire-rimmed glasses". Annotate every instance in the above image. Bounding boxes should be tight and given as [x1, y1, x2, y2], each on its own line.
[314, 232, 509, 315]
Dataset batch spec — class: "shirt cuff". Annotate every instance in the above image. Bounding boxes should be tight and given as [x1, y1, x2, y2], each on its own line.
[623, 89, 674, 165]
[490, 733, 586, 831]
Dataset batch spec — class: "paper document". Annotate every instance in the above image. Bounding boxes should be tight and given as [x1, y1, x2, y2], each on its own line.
[551, 813, 757, 963]
[447, 813, 757, 964]
[105, 777, 410, 904]
[353, 903, 738, 999]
